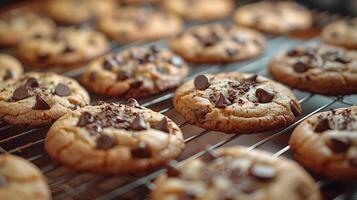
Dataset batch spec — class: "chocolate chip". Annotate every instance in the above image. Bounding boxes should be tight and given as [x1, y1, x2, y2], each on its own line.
[25, 77, 39, 88]
[193, 108, 209, 123]
[215, 93, 232, 108]
[287, 49, 300, 57]
[169, 55, 183, 67]
[193, 33, 220, 47]
[96, 134, 116, 150]
[62, 45, 75, 54]
[255, 88, 274, 103]
[130, 115, 148, 131]
[327, 137, 350, 153]
[103, 58, 116, 71]
[55, 83, 70, 97]
[131, 141, 151, 158]
[152, 117, 170, 133]
[150, 45, 160, 53]
[116, 71, 130, 81]
[245, 74, 258, 82]
[3, 70, 14, 81]
[88, 123, 103, 135]
[250, 163, 276, 180]
[0, 176, 7, 187]
[335, 56, 351, 64]
[290, 100, 301, 116]
[166, 161, 180, 177]
[194, 75, 210, 90]
[77, 111, 95, 127]
[12, 86, 29, 100]
[314, 118, 330, 133]
[33, 95, 50, 110]
[226, 48, 238, 56]
[37, 53, 49, 62]
[293, 61, 308, 73]
[130, 80, 142, 88]
[127, 98, 140, 107]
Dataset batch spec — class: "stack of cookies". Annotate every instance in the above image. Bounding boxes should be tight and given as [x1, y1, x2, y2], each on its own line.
[0, 0, 355, 199]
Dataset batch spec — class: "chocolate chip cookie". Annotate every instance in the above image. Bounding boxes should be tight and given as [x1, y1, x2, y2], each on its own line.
[289, 107, 357, 180]
[16, 27, 109, 68]
[0, 12, 55, 47]
[0, 72, 90, 127]
[151, 146, 322, 200]
[268, 44, 357, 95]
[81, 46, 189, 98]
[0, 54, 23, 83]
[162, 0, 234, 21]
[322, 18, 357, 49]
[45, 0, 118, 24]
[174, 72, 301, 133]
[120, 0, 160, 4]
[233, 1, 312, 34]
[0, 154, 51, 200]
[45, 101, 184, 174]
[97, 6, 183, 43]
[170, 24, 266, 63]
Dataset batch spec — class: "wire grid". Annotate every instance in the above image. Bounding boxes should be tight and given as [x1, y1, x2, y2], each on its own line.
[0, 1, 356, 200]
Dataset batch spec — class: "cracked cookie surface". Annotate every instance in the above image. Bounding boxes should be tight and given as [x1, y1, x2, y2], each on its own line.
[45, 0, 118, 25]
[173, 72, 301, 133]
[233, 1, 312, 34]
[170, 23, 266, 63]
[0, 154, 51, 200]
[81, 46, 189, 98]
[289, 106, 357, 180]
[0, 72, 90, 127]
[97, 6, 183, 43]
[322, 18, 357, 49]
[16, 27, 109, 68]
[162, 0, 234, 21]
[0, 54, 23, 83]
[0, 12, 55, 47]
[151, 146, 321, 200]
[268, 44, 357, 95]
[45, 101, 184, 174]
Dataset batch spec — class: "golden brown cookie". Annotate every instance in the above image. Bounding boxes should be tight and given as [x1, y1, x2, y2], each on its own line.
[173, 72, 302, 134]
[151, 146, 322, 200]
[45, 101, 185, 174]
[0, 54, 23, 83]
[322, 17, 357, 49]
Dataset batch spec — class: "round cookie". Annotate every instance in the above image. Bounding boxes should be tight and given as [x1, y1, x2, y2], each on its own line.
[97, 6, 183, 43]
[0, 12, 55, 47]
[170, 23, 266, 63]
[120, 0, 160, 4]
[0, 54, 23, 83]
[162, 0, 234, 21]
[81, 46, 189, 98]
[45, 0, 118, 25]
[290, 107, 357, 180]
[268, 44, 357, 95]
[233, 1, 312, 34]
[173, 72, 302, 134]
[0, 154, 51, 200]
[322, 18, 357, 49]
[0, 72, 90, 127]
[16, 27, 109, 68]
[151, 146, 322, 200]
[45, 101, 185, 174]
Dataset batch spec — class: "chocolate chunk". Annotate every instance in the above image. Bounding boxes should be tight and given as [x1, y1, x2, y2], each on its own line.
[26, 77, 39, 88]
[193, 108, 209, 123]
[116, 71, 130, 81]
[103, 58, 116, 71]
[314, 118, 330, 133]
[193, 33, 220, 47]
[0, 176, 7, 187]
[12, 86, 29, 100]
[130, 115, 148, 131]
[226, 48, 238, 56]
[169, 55, 183, 67]
[62, 45, 75, 54]
[255, 88, 274, 103]
[88, 123, 103, 135]
[131, 141, 151, 158]
[130, 80, 142, 88]
[166, 161, 180, 177]
[152, 117, 170, 133]
[245, 74, 258, 82]
[55, 83, 70, 97]
[96, 134, 116, 150]
[290, 100, 301, 116]
[293, 61, 308, 73]
[33, 95, 50, 110]
[127, 98, 140, 107]
[37, 53, 49, 62]
[287, 49, 300, 57]
[194, 75, 210, 90]
[327, 137, 350, 153]
[3, 70, 14, 80]
[77, 111, 95, 127]
[335, 56, 351, 64]
[215, 93, 232, 108]
[250, 163, 276, 180]
[150, 45, 160, 53]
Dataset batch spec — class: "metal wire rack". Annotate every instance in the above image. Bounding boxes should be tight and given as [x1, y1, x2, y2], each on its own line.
[0, 0, 356, 199]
